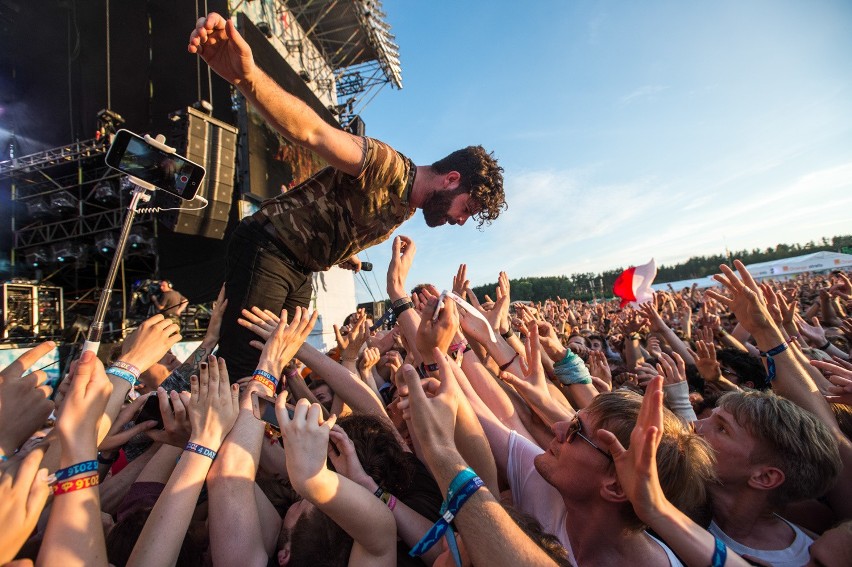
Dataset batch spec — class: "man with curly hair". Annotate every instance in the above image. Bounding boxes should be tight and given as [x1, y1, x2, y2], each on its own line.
[188, 13, 506, 379]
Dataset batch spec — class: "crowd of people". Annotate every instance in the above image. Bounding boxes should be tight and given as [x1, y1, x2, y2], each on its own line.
[2, 10, 851, 567]
[1, 241, 851, 566]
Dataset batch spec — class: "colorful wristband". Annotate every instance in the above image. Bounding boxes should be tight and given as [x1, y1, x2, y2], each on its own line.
[387, 494, 398, 511]
[410, 469, 484, 558]
[252, 369, 278, 392]
[52, 471, 99, 495]
[0, 454, 8, 462]
[758, 341, 789, 383]
[711, 536, 727, 567]
[184, 442, 217, 460]
[106, 366, 138, 386]
[54, 460, 98, 481]
[111, 360, 141, 379]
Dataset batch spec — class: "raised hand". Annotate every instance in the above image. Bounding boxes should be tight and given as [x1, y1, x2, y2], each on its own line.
[646, 335, 663, 359]
[811, 360, 852, 405]
[688, 340, 722, 382]
[655, 352, 686, 386]
[705, 260, 776, 338]
[387, 235, 416, 298]
[145, 387, 193, 447]
[180, 355, 240, 450]
[452, 263, 469, 297]
[254, 306, 318, 377]
[0, 447, 50, 564]
[358, 347, 381, 374]
[276, 397, 337, 494]
[98, 393, 158, 453]
[398, 349, 460, 457]
[204, 284, 229, 342]
[237, 306, 280, 346]
[119, 314, 182, 374]
[327, 425, 373, 488]
[56, 350, 113, 457]
[0, 341, 56, 458]
[416, 296, 460, 360]
[596, 376, 666, 523]
[795, 315, 828, 348]
[638, 300, 668, 334]
[188, 12, 256, 86]
[336, 309, 369, 359]
[587, 350, 612, 388]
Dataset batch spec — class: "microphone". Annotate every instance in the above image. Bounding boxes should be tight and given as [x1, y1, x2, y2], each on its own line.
[360, 262, 373, 271]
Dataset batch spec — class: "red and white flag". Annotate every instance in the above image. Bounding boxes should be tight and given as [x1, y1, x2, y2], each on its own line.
[613, 258, 657, 307]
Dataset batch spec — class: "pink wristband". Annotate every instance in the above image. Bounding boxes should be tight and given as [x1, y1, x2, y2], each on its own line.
[387, 494, 397, 511]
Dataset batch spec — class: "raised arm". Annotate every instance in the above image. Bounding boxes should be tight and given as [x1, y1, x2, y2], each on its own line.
[188, 13, 364, 176]
[128, 356, 240, 567]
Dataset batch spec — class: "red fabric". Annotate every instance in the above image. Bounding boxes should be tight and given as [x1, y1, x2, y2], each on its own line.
[613, 266, 638, 307]
[110, 449, 129, 476]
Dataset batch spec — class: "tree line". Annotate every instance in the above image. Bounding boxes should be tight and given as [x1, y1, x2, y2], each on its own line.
[470, 234, 852, 303]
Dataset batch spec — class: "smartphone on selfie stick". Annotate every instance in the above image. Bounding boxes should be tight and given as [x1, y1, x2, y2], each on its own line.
[82, 131, 205, 356]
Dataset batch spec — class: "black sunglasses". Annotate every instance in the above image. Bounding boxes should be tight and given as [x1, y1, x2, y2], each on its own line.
[567, 415, 613, 462]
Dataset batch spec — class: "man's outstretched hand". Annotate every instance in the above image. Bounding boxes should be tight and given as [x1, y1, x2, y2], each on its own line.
[188, 12, 256, 86]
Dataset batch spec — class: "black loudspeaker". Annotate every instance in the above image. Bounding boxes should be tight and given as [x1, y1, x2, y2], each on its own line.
[159, 108, 238, 240]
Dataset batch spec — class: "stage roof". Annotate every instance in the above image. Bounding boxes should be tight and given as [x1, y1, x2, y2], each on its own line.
[286, 0, 402, 89]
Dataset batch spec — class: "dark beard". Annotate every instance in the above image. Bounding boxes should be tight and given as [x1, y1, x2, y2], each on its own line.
[421, 189, 459, 227]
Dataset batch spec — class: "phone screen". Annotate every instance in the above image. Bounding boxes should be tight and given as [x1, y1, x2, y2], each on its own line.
[105, 129, 205, 200]
[251, 392, 294, 431]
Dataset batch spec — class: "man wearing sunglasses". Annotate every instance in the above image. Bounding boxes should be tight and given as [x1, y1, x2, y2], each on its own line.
[475, 390, 716, 566]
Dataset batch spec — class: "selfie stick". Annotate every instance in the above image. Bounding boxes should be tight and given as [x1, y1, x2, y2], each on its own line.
[82, 134, 174, 355]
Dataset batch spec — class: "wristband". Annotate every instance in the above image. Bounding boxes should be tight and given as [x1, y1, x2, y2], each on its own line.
[501, 328, 514, 339]
[52, 472, 99, 495]
[184, 442, 217, 460]
[111, 360, 141, 379]
[374, 485, 386, 499]
[410, 468, 484, 559]
[711, 536, 727, 567]
[553, 350, 592, 385]
[106, 366, 138, 386]
[387, 494, 398, 511]
[54, 460, 98, 482]
[817, 340, 831, 351]
[392, 301, 414, 318]
[0, 454, 8, 462]
[498, 352, 519, 372]
[419, 361, 439, 375]
[97, 452, 118, 465]
[252, 369, 278, 392]
[758, 341, 789, 383]
[391, 296, 412, 308]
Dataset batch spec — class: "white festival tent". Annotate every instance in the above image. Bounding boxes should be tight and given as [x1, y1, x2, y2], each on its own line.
[652, 251, 852, 291]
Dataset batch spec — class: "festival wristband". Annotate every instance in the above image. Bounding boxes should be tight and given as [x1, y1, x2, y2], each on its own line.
[184, 442, 217, 460]
[391, 296, 412, 309]
[252, 369, 278, 392]
[410, 470, 484, 557]
[53, 460, 98, 482]
[711, 536, 727, 567]
[553, 349, 592, 385]
[758, 340, 791, 383]
[498, 352, 519, 372]
[106, 366, 138, 386]
[111, 360, 141, 379]
[392, 301, 414, 318]
[52, 472, 99, 495]
[387, 494, 398, 511]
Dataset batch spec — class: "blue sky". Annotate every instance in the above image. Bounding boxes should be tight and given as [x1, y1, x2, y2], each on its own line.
[350, 1, 852, 303]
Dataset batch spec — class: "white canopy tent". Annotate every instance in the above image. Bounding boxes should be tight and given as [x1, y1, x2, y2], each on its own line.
[652, 251, 852, 291]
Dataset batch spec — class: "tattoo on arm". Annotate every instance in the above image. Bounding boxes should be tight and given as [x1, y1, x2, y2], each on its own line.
[161, 346, 210, 392]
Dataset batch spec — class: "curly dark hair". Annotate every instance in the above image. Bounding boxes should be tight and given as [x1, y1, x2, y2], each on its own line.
[431, 145, 506, 228]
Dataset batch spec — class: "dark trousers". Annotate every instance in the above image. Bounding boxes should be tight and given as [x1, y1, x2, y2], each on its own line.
[216, 220, 312, 381]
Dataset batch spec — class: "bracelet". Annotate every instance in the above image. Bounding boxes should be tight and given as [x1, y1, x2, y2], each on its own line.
[97, 452, 118, 465]
[374, 485, 386, 499]
[111, 360, 141, 379]
[758, 341, 790, 383]
[818, 340, 831, 351]
[711, 536, 727, 567]
[252, 369, 278, 392]
[448, 341, 468, 355]
[498, 352, 519, 372]
[391, 296, 412, 308]
[387, 494, 398, 511]
[501, 328, 514, 339]
[420, 361, 439, 375]
[52, 472, 99, 495]
[392, 301, 414, 318]
[410, 468, 484, 558]
[106, 366, 138, 386]
[54, 460, 98, 482]
[184, 442, 217, 460]
[0, 454, 8, 462]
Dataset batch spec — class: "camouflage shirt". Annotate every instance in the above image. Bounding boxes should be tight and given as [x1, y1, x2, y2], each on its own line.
[258, 137, 415, 272]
